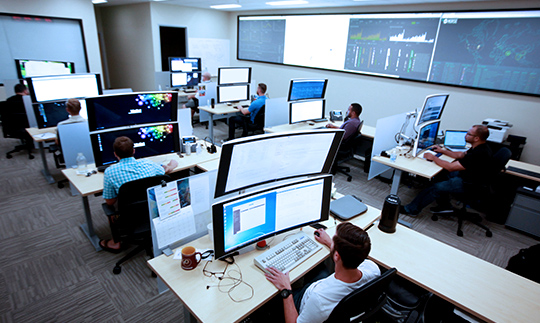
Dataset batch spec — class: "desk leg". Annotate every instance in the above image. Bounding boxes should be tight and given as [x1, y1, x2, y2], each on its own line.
[183, 305, 198, 323]
[208, 114, 214, 144]
[390, 169, 402, 195]
[38, 142, 55, 184]
[79, 196, 102, 251]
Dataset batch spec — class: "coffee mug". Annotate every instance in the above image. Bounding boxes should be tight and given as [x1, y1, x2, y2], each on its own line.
[181, 246, 202, 270]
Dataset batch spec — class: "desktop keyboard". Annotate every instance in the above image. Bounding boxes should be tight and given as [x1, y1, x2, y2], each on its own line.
[254, 231, 322, 274]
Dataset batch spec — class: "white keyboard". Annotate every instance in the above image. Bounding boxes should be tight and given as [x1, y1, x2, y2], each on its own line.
[254, 231, 322, 274]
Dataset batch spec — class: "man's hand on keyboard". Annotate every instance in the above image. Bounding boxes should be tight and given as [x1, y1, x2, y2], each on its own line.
[265, 267, 292, 291]
[314, 229, 332, 248]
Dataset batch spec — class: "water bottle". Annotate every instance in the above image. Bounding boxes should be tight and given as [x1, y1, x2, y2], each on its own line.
[76, 152, 87, 173]
[196, 143, 202, 155]
[390, 149, 397, 163]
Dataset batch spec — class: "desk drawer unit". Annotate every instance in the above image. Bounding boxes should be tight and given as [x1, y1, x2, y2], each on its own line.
[505, 188, 540, 238]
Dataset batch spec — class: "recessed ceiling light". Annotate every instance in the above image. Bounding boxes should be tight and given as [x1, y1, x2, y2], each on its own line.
[266, 0, 308, 5]
[92, 0, 108, 4]
[210, 4, 242, 9]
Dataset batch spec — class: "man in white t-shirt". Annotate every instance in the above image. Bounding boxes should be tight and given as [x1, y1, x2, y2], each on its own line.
[265, 222, 380, 323]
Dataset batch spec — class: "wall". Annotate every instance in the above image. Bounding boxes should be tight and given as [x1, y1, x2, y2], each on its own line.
[0, 0, 102, 82]
[230, 1, 540, 163]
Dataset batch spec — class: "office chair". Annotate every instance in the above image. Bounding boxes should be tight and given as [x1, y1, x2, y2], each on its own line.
[431, 147, 512, 237]
[47, 143, 70, 188]
[333, 121, 364, 182]
[0, 101, 34, 159]
[323, 267, 397, 323]
[102, 174, 171, 274]
[245, 105, 266, 136]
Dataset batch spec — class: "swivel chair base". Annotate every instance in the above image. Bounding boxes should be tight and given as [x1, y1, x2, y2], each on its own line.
[432, 205, 492, 237]
[6, 141, 34, 159]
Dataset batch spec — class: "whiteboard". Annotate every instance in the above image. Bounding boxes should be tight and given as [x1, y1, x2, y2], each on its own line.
[188, 38, 230, 76]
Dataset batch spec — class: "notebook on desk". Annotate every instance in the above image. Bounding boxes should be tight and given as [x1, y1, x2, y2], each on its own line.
[443, 130, 468, 151]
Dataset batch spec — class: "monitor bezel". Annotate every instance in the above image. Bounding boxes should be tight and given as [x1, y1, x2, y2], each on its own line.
[85, 91, 179, 132]
[26, 73, 102, 103]
[212, 174, 332, 260]
[170, 72, 201, 88]
[414, 93, 449, 128]
[413, 119, 441, 157]
[168, 57, 202, 72]
[216, 84, 250, 104]
[287, 79, 328, 102]
[289, 99, 326, 124]
[214, 129, 344, 198]
[217, 67, 252, 85]
[89, 122, 181, 167]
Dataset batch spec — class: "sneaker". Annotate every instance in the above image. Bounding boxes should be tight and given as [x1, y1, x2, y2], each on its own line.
[430, 205, 454, 213]
[399, 205, 417, 217]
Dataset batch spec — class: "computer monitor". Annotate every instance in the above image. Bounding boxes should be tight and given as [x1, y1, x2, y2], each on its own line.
[90, 123, 180, 167]
[15, 59, 75, 79]
[170, 72, 200, 88]
[212, 174, 332, 259]
[413, 120, 441, 157]
[443, 130, 468, 149]
[218, 67, 252, 85]
[289, 100, 326, 124]
[86, 92, 178, 132]
[287, 79, 328, 101]
[26, 74, 102, 103]
[215, 130, 344, 198]
[217, 84, 250, 104]
[415, 94, 449, 128]
[169, 57, 202, 72]
[33, 99, 87, 129]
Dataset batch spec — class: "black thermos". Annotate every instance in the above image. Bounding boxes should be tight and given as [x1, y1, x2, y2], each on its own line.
[211, 98, 215, 109]
[378, 194, 400, 233]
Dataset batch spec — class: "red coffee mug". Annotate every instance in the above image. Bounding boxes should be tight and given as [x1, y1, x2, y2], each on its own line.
[181, 246, 202, 270]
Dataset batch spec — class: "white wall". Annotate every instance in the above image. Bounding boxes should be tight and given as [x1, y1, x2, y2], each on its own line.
[0, 0, 103, 80]
[230, 1, 540, 163]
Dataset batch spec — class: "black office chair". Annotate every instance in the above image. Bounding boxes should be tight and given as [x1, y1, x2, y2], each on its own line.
[333, 121, 364, 182]
[245, 105, 266, 136]
[323, 267, 397, 323]
[102, 174, 171, 274]
[0, 101, 34, 159]
[431, 147, 512, 237]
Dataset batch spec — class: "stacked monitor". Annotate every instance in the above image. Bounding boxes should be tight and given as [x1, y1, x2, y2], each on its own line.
[34, 100, 87, 129]
[169, 57, 202, 89]
[212, 130, 344, 260]
[15, 59, 75, 79]
[217, 67, 251, 104]
[287, 79, 328, 124]
[412, 94, 449, 156]
[86, 91, 180, 168]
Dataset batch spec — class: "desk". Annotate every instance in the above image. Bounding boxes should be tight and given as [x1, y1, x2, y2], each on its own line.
[506, 159, 540, 182]
[148, 205, 381, 323]
[26, 127, 57, 184]
[368, 224, 540, 323]
[62, 142, 221, 251]
[264, 122, 376, 140]
[372, 152, 453, 195]
[198, 101, 250, 143]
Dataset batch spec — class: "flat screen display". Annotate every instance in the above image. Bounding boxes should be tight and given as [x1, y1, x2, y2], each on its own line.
[169, 57, 202, 72]
[33, 99, 87, 129]
[289, 100, 326, 124]
[415, 94, 449, 127]
[217, 84, 250, 103]
[215, 130, 344, 198]
[212, 175, 332, 259]
[90, 123, 180, 167]
[15, 59, 75, 79]
[218, 67, 252, 85]
[170, 72, 200, 87]
[413, 120, 441, 157]
[86, 92, 178, 131]
[27, 74, 102, 103]
[288, 79, 328, 101]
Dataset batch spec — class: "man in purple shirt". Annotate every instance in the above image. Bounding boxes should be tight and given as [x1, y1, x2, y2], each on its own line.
[326, 103, 362, 141]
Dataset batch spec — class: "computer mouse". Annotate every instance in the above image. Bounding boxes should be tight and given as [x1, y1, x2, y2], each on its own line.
[314, 231, 320, 237]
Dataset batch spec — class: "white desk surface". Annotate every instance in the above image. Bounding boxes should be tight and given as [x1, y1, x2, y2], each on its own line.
[198, 101, 250, 115]
[368, 224, 540, 323]
[372, 152, 453, 179]
[147, 206, 381, 323]
[506, 159, 540, 182]
[62, 141, 220, 197]
[26, 127, 57, 142]
[196, 158, 220, 172]
[264, 122, 375, 139]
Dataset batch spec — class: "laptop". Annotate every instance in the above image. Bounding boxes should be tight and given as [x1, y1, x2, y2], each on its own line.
[443, 130, 468, 151]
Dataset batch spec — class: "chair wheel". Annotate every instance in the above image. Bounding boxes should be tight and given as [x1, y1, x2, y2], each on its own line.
[113, 265, 122, 275]
[347, 177, 352, 182]
[151, 272, 157, 278]
[58, 182, 64, 189]
[431, 215, 438, 221]
[486, 231, 493, 238]
[6, 154, 12, 159]
[29, 155, 35, 159]
[457, 230, 463, 237]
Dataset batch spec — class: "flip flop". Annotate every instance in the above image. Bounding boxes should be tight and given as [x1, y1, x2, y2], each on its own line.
[99, 239, 123, 254]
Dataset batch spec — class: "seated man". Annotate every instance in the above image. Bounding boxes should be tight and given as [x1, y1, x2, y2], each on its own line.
[326, 103, 362, 142]
[100, 136, 178, 252]
[58, 98, 86, 126]
[265, 222, 380, 323]
[184, 71, 212, 120]
[401, 124, 492, 216]
[226, 83, 267, 141]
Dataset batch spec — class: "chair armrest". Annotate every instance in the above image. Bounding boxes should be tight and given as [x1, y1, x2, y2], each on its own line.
[102, 203, 117, 217]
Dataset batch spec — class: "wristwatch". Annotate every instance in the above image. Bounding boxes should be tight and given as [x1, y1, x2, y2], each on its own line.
[280, 289, 293, 299]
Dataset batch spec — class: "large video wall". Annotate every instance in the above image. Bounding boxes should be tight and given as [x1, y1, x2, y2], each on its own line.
[238, 10, 540, 96]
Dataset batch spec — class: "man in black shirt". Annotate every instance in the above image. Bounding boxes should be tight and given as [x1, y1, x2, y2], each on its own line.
[6, 84, 29, 114]
[401, 124, 492, 216]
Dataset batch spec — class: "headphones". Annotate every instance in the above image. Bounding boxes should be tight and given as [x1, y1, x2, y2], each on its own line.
[204, 137, 217, 154]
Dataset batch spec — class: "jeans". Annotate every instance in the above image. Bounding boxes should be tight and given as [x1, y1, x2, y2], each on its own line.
[405, 172, 464, 215]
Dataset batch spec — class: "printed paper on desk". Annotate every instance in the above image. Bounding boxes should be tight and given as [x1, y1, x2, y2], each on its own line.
[155, 181, 181, 220]
[34, 132, 56, 140]
[153, 210, 196, 249]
